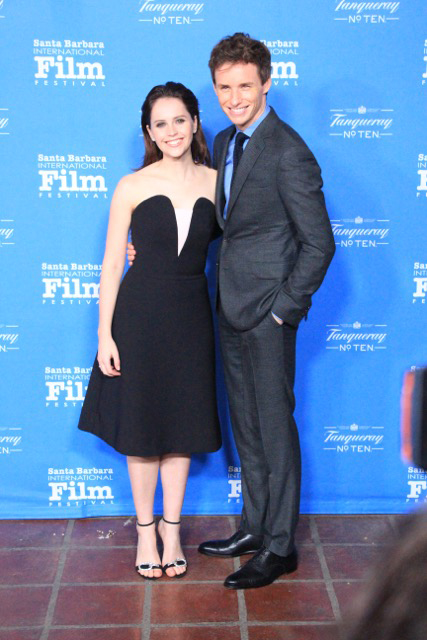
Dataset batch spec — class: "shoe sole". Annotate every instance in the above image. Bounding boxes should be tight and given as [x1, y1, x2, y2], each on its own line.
[198, 547, 262, 558]
[223, 564, 298, 589]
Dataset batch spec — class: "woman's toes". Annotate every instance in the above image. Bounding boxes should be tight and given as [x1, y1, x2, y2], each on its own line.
[163, 561, 186, 577]
[138, 567, 161, 579]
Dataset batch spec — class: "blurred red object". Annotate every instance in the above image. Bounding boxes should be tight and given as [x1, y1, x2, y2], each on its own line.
[401, 368, 427, 471]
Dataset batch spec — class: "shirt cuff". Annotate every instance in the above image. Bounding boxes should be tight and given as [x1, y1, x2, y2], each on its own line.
[271, 312, 284, 325]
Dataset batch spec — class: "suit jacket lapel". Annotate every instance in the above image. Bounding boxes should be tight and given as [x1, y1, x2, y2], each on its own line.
[225, 107, 278, 220]
[226, 135, 265, 219]
[215, 128, 234, 230]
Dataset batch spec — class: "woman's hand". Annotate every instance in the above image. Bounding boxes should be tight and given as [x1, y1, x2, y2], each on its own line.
[98, 336, 121, 376]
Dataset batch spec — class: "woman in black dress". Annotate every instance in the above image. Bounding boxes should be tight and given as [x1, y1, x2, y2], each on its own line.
[78, 83, 221, 579]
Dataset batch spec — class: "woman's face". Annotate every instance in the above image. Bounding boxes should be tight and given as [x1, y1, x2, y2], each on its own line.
[147, 97, 197, 160]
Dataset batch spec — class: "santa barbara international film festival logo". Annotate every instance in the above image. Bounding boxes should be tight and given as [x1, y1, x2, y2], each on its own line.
[333, 1, 400, 24]
[413, 261, 427, 304]
[45, 365, 92, 408]
[0, 324, 19, 353]
[326, 321, 387, 352]
[34, 39, 105, 87]
[48, 465, 115, 508]
[38, 153, 108, 199]
[42, 262, 101, 305]
[137, 0, 205, 25]
[228, 465, 242, 504]
[407, 467, 427, 504]
[417, 153, 427, 199]
[329, 106, 394, 140]
[261, 39, 299, 88]
[332, 215, 390, 249]
[323, 423, 385, 454]
[0, 427, 23, 456]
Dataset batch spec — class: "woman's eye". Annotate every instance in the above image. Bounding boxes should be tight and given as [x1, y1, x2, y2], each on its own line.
[156, 122, 165, 128]
[176, 118, 185, 124]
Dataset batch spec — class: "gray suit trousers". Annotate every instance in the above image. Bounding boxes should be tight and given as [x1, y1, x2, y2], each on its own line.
[219, 309, 301, 556]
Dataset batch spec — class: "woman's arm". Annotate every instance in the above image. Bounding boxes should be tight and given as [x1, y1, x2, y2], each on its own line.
[97, 177, 133, 376]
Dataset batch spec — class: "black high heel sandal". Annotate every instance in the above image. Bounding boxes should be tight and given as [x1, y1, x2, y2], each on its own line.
[160, 517, 187, 578]
[135, 520, 162, 580]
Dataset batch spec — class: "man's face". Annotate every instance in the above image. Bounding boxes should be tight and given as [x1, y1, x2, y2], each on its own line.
[213, 62, 271, 130]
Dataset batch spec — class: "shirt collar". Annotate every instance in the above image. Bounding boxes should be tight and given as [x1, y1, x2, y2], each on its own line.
[236, 104, 270, 139]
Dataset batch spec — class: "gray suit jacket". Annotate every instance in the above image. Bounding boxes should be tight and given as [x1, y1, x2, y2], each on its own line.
[214, 107, 335, 331]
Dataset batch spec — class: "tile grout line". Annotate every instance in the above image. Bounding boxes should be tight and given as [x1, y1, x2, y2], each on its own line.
[309, 515, 342, 622]
[228, 515, 249, 640]
[0, 621, 338, 631]
[387, 513, 400, 536]
[141, 579, 152, 640]
[40, 518, 75, 640]
[227, 513, 237, 536]
[0, 578, 364, 589]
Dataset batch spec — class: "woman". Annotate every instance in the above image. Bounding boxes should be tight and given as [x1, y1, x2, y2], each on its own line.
[78, 82, 221, 580]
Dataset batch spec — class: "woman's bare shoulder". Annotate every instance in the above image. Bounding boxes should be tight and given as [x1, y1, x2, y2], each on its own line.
[193, 165, 216, 203]
[119, 164, 158, 187]
[115, 164, 161, 206]
[196, 164, 217, 187]
[198, 165, 217, 177]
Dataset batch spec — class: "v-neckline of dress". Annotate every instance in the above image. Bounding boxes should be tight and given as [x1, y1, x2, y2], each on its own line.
[132, 195, 214, 259]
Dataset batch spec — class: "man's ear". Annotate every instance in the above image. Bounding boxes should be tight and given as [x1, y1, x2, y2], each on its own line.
[263, 77, 272, 95]
[212, 82, 218, 97]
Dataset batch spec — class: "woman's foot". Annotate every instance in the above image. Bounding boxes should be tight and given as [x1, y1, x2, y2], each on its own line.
[158, 517, 187, 577]
[135, 520, 162, 579]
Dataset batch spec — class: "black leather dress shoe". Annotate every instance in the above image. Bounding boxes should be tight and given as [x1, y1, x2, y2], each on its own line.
[224, 547, 298, 589]
[198, 530, 263, 557]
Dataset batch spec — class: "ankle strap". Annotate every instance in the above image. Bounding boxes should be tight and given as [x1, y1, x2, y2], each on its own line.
[136, 519, 155, 527]
[162, 516, 181, 525]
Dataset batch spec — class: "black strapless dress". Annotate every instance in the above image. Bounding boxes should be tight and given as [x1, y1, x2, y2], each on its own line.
[78, 195, 222, 456]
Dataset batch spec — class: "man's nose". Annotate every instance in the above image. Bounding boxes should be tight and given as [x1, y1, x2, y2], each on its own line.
[229, 89, 241, 105]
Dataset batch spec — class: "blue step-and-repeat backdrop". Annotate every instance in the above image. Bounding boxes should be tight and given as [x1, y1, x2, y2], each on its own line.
[1, 0, 426, 518]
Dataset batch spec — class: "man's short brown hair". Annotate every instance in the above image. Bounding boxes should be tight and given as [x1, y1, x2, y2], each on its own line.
[209, 33, 271, 85]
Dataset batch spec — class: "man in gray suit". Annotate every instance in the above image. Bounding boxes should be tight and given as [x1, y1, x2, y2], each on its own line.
[197, 33, 335, 589]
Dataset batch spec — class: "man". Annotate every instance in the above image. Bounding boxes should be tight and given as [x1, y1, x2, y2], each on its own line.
[196, 33, 335, 589]
[128, 33, 335, 589]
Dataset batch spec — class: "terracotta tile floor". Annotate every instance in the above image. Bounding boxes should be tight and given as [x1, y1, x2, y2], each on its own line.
[0, 514, 399, 640]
